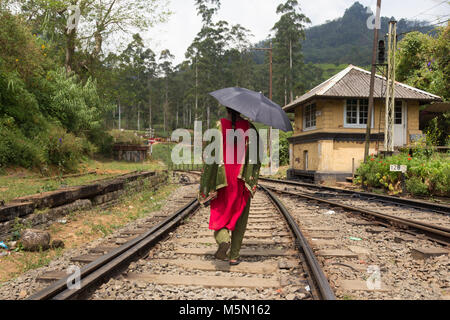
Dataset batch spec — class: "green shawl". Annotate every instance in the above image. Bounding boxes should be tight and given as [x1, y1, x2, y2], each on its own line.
[198, 121, 262, 205]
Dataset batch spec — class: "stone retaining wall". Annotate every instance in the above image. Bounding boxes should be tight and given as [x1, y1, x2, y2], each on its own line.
[0, 171, 168, 240]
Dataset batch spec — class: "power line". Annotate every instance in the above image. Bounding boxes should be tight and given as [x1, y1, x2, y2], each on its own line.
[426, 15, 450, 25]
[397, 19, 449, 37]
[408, 0, 449, 20]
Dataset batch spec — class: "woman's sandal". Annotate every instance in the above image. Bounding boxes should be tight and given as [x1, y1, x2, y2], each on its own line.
[214, 242, 230, 261]
[229, 259, 241, 266]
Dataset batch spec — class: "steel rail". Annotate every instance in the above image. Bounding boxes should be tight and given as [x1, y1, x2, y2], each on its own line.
[259, 185, 336, 300]
[263, 185, 450, 246]
[259, 177, 450, 216]
[28, 199, 200, 300]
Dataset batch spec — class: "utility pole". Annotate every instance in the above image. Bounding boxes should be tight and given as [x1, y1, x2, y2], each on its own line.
[269, 41, 273, 175]
[385, 20, 397, 153]
[118, 98, 121, 131]
[137, 102, 141, 132]
[289, 39, 293, 103]
[269, 41, 273, 100]
[148, 76, 152, 131]
[251, 41, 273, 175]
[195, 56, 198, 122]
[364, 0, 382, 162]
[251, 42, 273, 100]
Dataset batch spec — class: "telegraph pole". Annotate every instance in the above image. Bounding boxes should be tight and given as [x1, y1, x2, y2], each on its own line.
[364, 0, 382, 163]
[385, 20, 397, 153]
[251, 42, 273, 100]
[269, 41, 273, 101]
[269, 41, 273, 175]
[118, 98, 121, 131]
[251, 41, 273, 174]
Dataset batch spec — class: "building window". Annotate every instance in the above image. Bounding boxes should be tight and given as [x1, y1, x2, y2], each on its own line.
[304, 103, 316, 130]
[395, 100, 403, 125]
[346, 99, 358, 124]
[359, 99, 369, 125]
[345, 99, 370, 128]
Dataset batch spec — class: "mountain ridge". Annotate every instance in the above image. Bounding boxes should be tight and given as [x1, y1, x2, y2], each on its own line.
[252, 1, 436, 67]
[303, 1, 435, 65]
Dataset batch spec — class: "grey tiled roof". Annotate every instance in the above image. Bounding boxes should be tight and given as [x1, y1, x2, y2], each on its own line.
[284, 65, 442, 111]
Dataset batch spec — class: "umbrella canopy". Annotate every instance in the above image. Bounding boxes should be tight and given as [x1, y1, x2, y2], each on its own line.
[209, 87, 293, 132]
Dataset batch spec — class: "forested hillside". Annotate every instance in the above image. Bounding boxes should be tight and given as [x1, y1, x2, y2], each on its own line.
[302, 2, 434, 65]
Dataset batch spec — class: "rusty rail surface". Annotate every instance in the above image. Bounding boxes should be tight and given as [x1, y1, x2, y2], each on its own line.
[259, 185, 336, 300]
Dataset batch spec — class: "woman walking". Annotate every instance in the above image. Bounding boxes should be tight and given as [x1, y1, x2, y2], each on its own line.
[198, 108, 261, 265]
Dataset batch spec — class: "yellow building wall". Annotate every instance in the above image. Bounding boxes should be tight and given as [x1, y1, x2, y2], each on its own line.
[407, 101, 422, 143]
[294, 107, 303, 132]
[291, 140, 378, 173]
[292, 142, 320, 171]
[290, 98, 423, 174]
[320, 141, 378, 172]
[319, 99, 343, 130]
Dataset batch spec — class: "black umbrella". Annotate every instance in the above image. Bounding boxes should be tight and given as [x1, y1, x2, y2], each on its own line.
[209, 87, 293, 132]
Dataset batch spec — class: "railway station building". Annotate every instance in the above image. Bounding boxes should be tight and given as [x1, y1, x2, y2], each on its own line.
[283, 65, 442, 183]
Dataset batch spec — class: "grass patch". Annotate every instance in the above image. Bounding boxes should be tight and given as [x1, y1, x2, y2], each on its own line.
[0, 158, 165, 203]
[1, 247, 64, 281]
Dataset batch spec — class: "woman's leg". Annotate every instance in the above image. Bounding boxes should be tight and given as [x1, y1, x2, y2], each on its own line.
[229, 198, 251, 261]
[214, 228, 230, 245]
[214, 228, 231, 260]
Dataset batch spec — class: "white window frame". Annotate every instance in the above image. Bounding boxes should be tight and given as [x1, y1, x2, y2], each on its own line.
[344, 99, 374, 129]
[303, 103, 317, 131]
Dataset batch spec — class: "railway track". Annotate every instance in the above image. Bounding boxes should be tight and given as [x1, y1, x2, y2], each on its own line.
[259, 177, 450, 216]
[259, 180, 450, 246]
[179, 172, 450, 242]
[174, 172, 449, 299]
[18, 172, 449, 300]
[27, 179, 336, 301]
[268, 188, 449, 299]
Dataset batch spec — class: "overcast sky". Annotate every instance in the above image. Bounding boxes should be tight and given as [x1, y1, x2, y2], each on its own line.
[144, 0, 450, 65]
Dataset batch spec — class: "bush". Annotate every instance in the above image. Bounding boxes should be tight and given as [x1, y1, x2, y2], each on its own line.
[42, 125, 94, 172]
[110, 130, 146, 145]
[0, 11, 120, 173]
[355, 150, 450, 196]
[405, 176, 429, 196]
[44, 68, 113, 135]
[278, 131, 292, 166]
[0, 117, 45, 168]
[86, 128, 114, 157]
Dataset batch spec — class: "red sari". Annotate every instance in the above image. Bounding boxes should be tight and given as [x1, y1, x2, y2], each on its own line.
[209, 118, 250, 231]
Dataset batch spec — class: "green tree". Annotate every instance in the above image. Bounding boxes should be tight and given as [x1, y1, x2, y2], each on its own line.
[396, 26, 449, 145]
[7, 0, 170, 73]
[397, 26, 449, 101]
[195, 0, 221, 25]
[271, 0, 310, 106]
[159, 49, 175, 133]
[80, 0, 171, 58]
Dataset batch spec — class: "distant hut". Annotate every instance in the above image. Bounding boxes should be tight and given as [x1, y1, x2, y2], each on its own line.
[283, 65, 442, 183]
